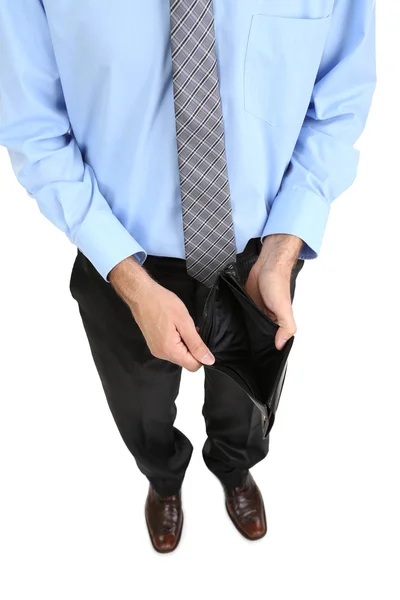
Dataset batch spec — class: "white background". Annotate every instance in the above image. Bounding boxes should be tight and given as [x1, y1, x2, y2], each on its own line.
[0, 3, 399, 599]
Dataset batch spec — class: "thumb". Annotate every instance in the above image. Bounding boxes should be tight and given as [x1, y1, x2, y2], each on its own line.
[274, 302, 296, 351]
[179, 319, 215, 365]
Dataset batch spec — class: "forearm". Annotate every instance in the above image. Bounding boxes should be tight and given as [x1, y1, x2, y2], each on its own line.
[258, 234, 303, 275]
[109, 256, 153, 309]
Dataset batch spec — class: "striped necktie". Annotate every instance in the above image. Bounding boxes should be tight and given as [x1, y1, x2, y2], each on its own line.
[170, 0, 236, 287]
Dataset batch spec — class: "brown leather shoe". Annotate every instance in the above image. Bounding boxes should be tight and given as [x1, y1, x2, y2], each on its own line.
[145, 486, 183, 553]
[224, 473, 267, 540]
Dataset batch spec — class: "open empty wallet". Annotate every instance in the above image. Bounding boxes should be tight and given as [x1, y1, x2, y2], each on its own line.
[199, 262, 295, 439]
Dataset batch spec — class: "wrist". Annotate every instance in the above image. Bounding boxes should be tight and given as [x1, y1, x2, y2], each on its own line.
[258, 234, 302, 276]
[109, 255, 152, 306]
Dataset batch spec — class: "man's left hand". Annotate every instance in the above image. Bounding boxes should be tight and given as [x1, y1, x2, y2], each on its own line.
[245, 234, 303, 351]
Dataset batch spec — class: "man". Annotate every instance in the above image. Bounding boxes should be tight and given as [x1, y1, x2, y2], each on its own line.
[0, 0, 376, 553]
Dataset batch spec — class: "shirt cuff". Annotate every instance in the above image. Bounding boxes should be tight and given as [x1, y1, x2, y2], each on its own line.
[72, 206, 147, 281]
[261, 187, 331, 260]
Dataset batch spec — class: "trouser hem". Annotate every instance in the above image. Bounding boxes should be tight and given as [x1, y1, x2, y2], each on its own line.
[206, 466, 250, 491]
[149, 480, 184, 497]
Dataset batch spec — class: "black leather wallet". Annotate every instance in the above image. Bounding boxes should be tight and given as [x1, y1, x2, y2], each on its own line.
[199, 262, 294, 439]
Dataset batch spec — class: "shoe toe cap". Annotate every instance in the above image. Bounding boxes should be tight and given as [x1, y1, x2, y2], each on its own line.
[154, 533, 178, 552]
[245, 519, 266, 539]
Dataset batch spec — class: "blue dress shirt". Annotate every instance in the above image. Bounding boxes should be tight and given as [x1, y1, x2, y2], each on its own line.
[0, 0, 376, 281]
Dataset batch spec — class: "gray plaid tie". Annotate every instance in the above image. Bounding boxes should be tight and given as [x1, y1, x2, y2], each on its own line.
[170, 0, 236, 287]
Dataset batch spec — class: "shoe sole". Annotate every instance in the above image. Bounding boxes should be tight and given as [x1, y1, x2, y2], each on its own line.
[145, 511, 184, 554]
[225, 501, 267, 541]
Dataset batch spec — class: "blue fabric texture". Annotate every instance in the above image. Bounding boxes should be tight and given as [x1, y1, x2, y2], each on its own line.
[0, 0, 376, 280]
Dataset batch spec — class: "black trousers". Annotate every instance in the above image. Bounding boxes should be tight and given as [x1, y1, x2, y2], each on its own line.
[69, 238, 304, 495]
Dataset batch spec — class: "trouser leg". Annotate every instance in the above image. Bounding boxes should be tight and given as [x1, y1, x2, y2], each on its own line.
[202, 367, 270, 488]
[197, 239, 304, 488]
[69, 251, 195, 496]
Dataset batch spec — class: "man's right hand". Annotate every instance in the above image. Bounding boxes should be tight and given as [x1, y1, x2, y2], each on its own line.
[108, 256, 215, 372]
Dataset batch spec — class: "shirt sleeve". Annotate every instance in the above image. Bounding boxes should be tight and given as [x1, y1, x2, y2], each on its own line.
[261, 0, 377, 259]
[0, 0, 146, 281]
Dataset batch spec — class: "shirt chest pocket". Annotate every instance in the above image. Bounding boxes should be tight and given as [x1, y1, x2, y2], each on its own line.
[244, 13, 332, 127]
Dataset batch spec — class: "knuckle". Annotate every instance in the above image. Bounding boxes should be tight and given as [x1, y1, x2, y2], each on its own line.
[151, 343, 168, 360]
[167, 350, 180, 364]
[160, 341, 172, 356]
[284, 328, 296, 338]
[189, 340, 203, 354]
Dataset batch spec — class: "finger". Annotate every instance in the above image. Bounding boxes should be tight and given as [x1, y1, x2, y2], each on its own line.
[274, 303, 297, 351]
[263, 306, 277, 322]
[177, 352, 203, 372]
[170, 341, 202, 373]
[247, 285, 265, 311]
[244, 273, 265, 311]
[149, 323, 201, 371]
[178, 319, 215, 365]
